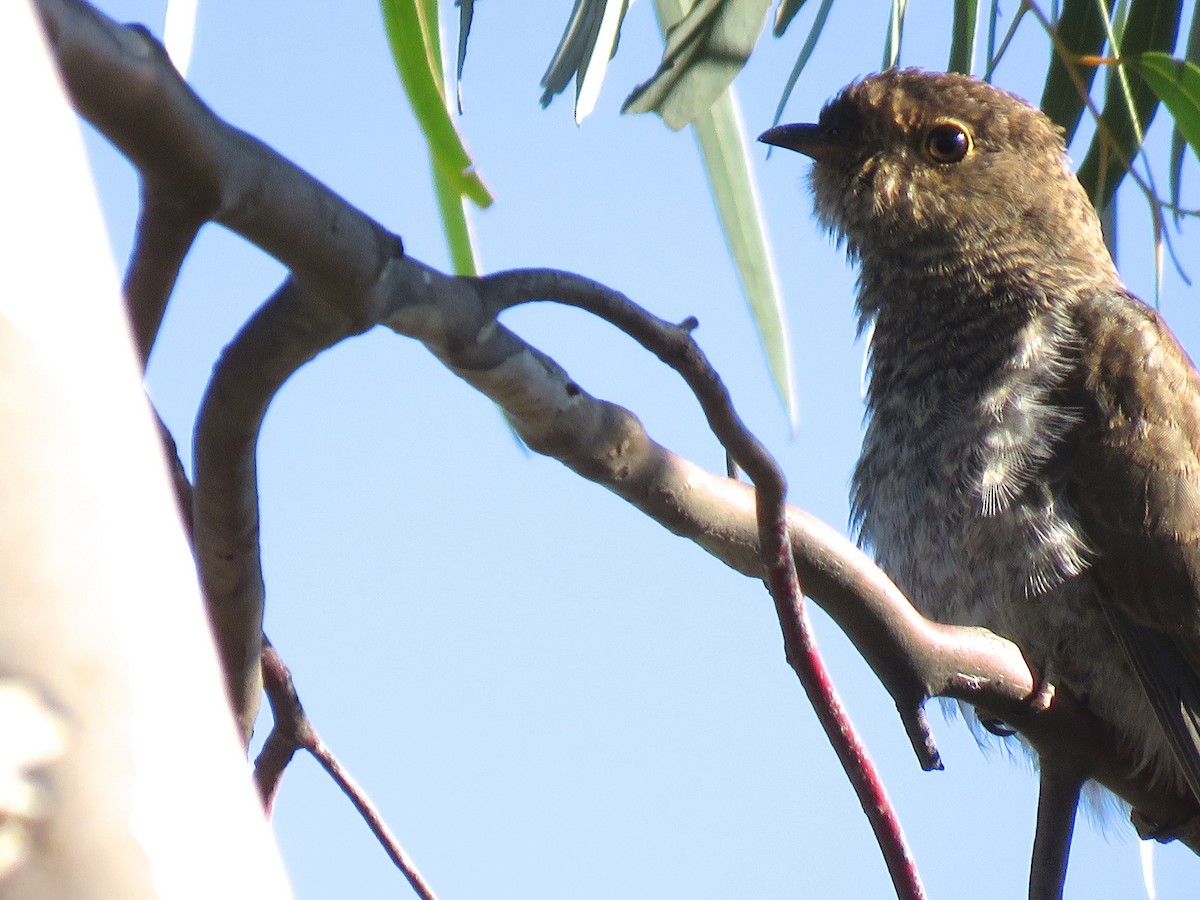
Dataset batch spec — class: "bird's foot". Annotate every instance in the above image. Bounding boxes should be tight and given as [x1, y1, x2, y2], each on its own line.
[1027, 676, 1056, 713]
[1131, 808, 1200, 852]
[977, 673, 1057, 736]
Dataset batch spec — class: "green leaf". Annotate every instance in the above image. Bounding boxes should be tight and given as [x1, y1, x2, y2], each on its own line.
[622, 0, 772, 131]
[540, 0, 593, 105]
[1134, 53, 1200, 163]
[379, 0, 493, 210]
[773, 0, 809, 37]
[1169, 125, 1187, 220]
[882, 0, 908, 70]
[694, 89, 796, 421]
[1075, 0, 1182, 211]
[626, 0, 793, 416]
[575, 1, 629, 122]
[771, 0, 835, 127]
[540, 0, 631, 123]
[1038, 0, 1107, 144]
[948, 0, 980, 75]
[431, 160, 479, 276]
[454, 0, 474, 113]
[984, 0, 999, 79]
[1167, 0, 1200, 215]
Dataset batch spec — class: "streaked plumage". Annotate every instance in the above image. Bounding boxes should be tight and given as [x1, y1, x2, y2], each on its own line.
[762, 69, 1200, 814]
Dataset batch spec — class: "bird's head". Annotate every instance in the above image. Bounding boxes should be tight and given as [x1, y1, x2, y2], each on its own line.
[761, 68, 1112, 280]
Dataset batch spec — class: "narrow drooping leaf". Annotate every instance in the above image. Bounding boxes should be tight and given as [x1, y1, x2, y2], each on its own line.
[431, 159, 480, 276]
[771, 0, 836, 127]
[1075, 0, 1182, 211]
[694, 90, 796, 419]
[1135, 54, 1200, 161]
[1170, 126, 1188, 220]
[380, 0, 493, 210]
[882, 0, 909, 70]
[1168, 0, 1200, 216]
[380, 0, 489, 276]
[454, 0, 474, 113]
[576, 0, 628, 122]
[948, 0, 980, 75]
[773, 0, 809, 36]
[982, 0, 1029, 80]
[1111, 0, 1132, 43]
[541, 0, 597, 104]
[984, 0, 999, 80]
[540, 0, 630, 122]
[1038, 0, 1107, 143]
[622, 0, 772, 130]
[627, 0, 795, 418]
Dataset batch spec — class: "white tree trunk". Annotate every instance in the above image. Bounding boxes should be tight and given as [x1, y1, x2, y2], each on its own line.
[0, 4, 291, 897]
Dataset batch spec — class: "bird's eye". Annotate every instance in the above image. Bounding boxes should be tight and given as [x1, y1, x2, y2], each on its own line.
[925, 122, 971, 163]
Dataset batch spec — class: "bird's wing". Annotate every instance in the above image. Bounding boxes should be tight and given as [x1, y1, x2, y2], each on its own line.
[1066, 292, 1200, 805]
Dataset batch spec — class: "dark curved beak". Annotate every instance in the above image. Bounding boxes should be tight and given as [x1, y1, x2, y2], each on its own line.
[758, 123, 841, 162]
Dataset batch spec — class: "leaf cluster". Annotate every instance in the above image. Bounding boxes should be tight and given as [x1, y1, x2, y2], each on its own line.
[381, 0, 1200, 411]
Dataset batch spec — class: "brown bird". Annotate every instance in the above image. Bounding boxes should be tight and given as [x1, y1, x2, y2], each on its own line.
[761, 69, 1200, 825]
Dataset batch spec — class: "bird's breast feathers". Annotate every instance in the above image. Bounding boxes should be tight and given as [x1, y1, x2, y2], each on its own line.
[854, 308, 1091, 627]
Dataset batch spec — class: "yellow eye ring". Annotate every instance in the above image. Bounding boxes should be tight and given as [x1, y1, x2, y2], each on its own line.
[925, 122, 971, 164]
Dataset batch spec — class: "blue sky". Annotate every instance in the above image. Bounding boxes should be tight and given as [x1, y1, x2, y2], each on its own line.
[82, 2, 1199, 897]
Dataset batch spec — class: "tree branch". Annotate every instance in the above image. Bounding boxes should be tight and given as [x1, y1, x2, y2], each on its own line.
[124, 185, 203, 363]
[475, 268, 927, 898]
[257, 641, 439, 900]
[36, 0, 1200, 881]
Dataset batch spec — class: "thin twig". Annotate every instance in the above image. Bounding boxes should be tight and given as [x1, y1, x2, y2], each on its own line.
[1028, 763, 1084, 900]
[123, 184, 206, 365]
[258, 643, 440, 900]
[477, 268, 928, 900]
[42, 2, 1200, 883]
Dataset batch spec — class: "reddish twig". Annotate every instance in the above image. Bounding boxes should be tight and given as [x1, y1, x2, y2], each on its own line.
[477, 268, 928, 900]
[42, 4, 1200, 891]
[257, 642, 439, 900]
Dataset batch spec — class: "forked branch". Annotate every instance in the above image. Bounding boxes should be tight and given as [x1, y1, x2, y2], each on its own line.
[36, 4, 1200, 900]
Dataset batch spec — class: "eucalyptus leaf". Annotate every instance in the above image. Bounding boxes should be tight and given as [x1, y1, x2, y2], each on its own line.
[540, 0, 630, 122]
[1075, 0, 1182, 211]
[882, 0, 908, 70]
[771, 0, 835, 127]
[1038, 0, 1107, 144]
[1169, 125, 1187, 221]
[694, 90, 796, 419]
[1135, 53, 1200, 162]
[541, 0, 600, 106]
[1165, 0, 1200, 216]
[454, 0, 474, 113]
[432, 159, 480, 276]
[576, 0, 628, 122]
[984, 0, 998, 79]
[773, 0, 808, 37]
[380, 0, 493, 209]
[626, 0, 796, 418]
[948, 0, 979, 75]
[622, 0, 772, 131]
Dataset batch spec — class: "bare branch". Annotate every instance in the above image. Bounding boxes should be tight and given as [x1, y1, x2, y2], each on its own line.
[254, 639, 304, 810]
[475, 268, 927, 899]
[193, 277, 380, 738]
[1030, 762, 1085, 900]
[258, 642, 439, 900]
[123, 186, 203, 364]
[37, 0, 1200, 868]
